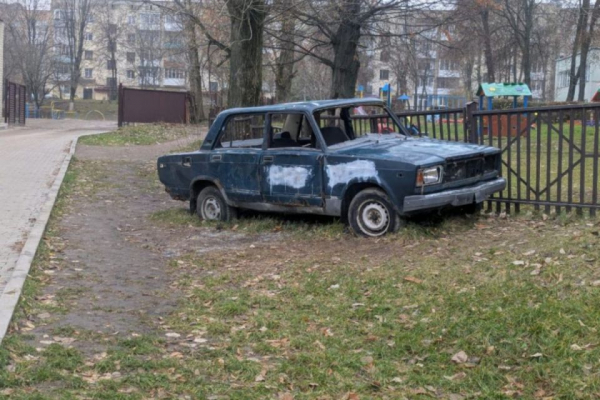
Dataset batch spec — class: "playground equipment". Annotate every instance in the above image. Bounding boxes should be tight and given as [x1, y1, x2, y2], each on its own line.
[476, 82, 532, 137]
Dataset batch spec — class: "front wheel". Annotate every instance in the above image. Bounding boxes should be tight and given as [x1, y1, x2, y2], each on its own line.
[348, 188, 402, 237]
[196, 186, 237, 222]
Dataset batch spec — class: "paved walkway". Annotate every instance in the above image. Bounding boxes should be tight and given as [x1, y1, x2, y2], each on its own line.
[0, 119, 115, 340]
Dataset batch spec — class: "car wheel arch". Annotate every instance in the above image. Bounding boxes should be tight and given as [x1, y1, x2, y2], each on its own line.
[340, 181, 396, 222]
[189, 177, 230, 212]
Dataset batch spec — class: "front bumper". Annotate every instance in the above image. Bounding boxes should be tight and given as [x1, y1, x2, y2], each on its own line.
[403, 178, 506, 213]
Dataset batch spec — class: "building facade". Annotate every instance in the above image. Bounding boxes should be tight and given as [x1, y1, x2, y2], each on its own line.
[50, 0, 193, 101]
[554, 49, 600, 102]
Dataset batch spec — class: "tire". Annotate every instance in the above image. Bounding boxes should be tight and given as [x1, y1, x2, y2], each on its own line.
[462, 202, 484, 215]
[196, 186, 237, 222]
[348, 188, 402, 237]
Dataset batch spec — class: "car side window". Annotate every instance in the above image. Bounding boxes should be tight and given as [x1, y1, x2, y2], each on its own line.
[268, 113, 319, 149]
[217, 113, 265, 149]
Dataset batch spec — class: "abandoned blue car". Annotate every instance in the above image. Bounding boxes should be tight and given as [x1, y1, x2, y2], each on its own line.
[157, 99, 506, 237]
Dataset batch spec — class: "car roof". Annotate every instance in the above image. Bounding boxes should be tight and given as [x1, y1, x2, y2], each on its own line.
[219, 98, 385, 116]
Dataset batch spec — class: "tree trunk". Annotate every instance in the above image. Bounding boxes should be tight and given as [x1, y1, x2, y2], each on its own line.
[330, 1, 361, 99]
[520, 0, 534, 86]
[578, 0, 600, 101]
[226, 0, 266, 108]
[567, 0, 589, 101]
[186, 14, 205, 122]
[480, 9, 495, 82]
[275, 12, 295, 103]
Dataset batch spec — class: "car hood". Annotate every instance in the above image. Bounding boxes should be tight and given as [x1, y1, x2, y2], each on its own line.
[332, 137, 497, 165]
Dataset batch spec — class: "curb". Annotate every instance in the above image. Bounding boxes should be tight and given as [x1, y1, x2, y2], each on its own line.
[0, 138, 79, 343]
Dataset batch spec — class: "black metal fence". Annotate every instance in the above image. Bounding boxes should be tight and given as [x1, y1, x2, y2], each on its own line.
[469, 104, 600, 216]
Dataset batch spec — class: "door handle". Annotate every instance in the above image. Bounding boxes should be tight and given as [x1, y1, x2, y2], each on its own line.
[182, 157, 192, 167]
[210, 155, 222, 162]
[263, 156, 274, 163]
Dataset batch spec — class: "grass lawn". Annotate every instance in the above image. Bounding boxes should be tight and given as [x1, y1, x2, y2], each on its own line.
[78, 123, 205, 146]
[48, 99, 119, 121]
[1, 151, 600, 398]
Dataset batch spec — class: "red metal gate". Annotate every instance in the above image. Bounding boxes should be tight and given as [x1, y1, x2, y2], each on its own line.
[118, 84, 189, 127]
[3, 80, 26, 126]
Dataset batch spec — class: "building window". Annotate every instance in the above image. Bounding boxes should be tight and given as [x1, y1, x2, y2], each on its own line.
[380, 51, 390, 63]
[127, 70, 135, 79]
[128, 15, 136, 25]
[107, 60, 116, 70]
[140, 13, 160, 30]
[108, 41, 117, 52]
[57, 64, 70, 75]
[165, 68, 186, 79]
[126, 52, 136, 63]
[84, 50, 93, 60]
[84, 32, 93, 41]
[84, 68, 93, 78]
[127, 33, 135, 44]
[379, 69, 389, 80]
[440, 59, 459, 71]
[209, 81, 218, 92]
[437, 77, 459, 89]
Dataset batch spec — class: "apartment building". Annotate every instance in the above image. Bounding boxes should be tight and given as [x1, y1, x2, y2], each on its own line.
[365, 19, 466, 110]
[50, 0, 190, 100]
[554, 49, 600, 102]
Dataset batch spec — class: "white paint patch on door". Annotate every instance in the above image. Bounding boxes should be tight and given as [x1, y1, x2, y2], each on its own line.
[268, 165, 310, 189]
[325, 160, 379, 189]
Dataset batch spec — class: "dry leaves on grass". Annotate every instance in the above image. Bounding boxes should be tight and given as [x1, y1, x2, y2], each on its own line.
[404, 276, 423, 284]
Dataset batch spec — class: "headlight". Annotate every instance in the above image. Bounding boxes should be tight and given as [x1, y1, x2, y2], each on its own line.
[416, 166, 443, 187]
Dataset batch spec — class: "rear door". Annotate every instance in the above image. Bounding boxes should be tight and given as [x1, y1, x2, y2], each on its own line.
[259, 112, 324, 206]
[211, 113, 265, 203]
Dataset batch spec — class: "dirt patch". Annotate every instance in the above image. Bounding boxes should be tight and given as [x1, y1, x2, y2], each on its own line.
[14, 139, 262, 355]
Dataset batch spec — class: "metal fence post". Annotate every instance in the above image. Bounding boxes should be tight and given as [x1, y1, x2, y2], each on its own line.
[465, 101, 478, 144]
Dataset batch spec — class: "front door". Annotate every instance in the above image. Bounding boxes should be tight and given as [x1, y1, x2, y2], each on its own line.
[259, 112, 323, 207]
[260, 150, 323, 206]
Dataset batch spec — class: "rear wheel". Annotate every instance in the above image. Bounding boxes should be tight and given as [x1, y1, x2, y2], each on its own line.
[348, 188, 402, 237]
[196, 186, 237, 222]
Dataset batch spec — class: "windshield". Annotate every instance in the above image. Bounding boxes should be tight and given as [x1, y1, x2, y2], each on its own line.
[314, 104, 406, 147]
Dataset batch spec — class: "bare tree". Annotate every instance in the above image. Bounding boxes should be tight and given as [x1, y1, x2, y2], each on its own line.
[497, 0, 538, 86]
[54, 0, 95, 110]
[94, 1, 126, 101]
[3, 0, 55, 108]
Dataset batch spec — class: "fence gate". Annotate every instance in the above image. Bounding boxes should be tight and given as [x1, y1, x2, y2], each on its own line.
[3, 80, 26, 126]
[395, 103, 600, 215]
[118, 84, 189, 127]
[471, 104, 600, 216]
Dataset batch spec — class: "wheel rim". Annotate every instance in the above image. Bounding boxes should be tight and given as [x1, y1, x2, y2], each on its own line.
[202, 196, 222, 220]
[356, 200, 390, 237]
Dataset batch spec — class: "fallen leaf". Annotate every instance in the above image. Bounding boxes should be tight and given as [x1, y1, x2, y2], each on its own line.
[512, 260, 526, 266]
[404, 276, 423, 284]
[451, 351, 468, 364]
[165, 332, 181, 338]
